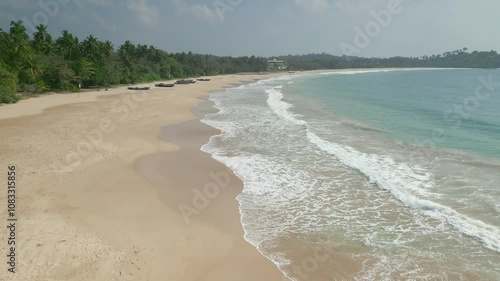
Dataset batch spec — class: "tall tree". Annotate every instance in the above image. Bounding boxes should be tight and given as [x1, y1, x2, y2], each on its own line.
[18, 55, 42, 91]
[32, 24, 53, 55]
[56, 30, 80, 61]
[0, 28, 8, 63]
[6, 21, 33, 72]
[0, 28, 19, 102]
[81, 35, 99, 61]
[75, 59, 95, 85]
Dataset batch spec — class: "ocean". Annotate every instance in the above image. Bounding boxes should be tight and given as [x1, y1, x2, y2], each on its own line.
[201, 69, 500, 280]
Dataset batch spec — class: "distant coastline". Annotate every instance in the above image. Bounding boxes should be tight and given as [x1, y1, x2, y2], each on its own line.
[2, 20, 500, 104]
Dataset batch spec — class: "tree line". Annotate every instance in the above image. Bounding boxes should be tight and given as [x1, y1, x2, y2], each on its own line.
[0, 20, 268, 103]
[1, 20, 499, 104]
[281, 48, 500, 71]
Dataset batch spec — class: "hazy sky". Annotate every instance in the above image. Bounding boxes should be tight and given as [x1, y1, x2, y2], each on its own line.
[0, 0, 498, 57]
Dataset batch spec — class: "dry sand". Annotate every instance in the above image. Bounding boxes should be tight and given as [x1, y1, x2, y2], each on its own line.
[0, 73, 290, 281]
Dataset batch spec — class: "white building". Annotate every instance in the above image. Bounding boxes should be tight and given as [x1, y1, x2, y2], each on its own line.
[267, 58, 287, 70]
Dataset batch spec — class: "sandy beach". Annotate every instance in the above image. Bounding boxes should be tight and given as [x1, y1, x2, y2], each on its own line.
[0, 74, 288, 281]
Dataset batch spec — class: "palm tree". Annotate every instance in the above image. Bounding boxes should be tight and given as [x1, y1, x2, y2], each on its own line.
[33, 24, 53, 55]
[56, 30, 80, 61]
[118, 40, 135, 67]
[0, 28, 8, 62]
[100, 40, 114, 59]
[72, 59, 96, 85]
[9, 20, 30, 44]
[81, 35, 99, 60]
[19, 56, 42, 92]
[7, 21, 33, 72]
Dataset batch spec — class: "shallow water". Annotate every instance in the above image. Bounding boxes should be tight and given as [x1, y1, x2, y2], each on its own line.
[201, 69, 500, 280]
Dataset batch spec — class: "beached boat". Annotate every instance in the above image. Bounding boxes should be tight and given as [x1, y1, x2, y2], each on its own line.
[197, 78, 211, 82]
[127, 86, 150, 90]
[155, 83, 175, 87]
[175, 80, 192, 85]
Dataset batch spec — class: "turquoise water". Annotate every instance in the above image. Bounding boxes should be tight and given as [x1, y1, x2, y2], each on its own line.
[288, 69, 500, 160]
[202, 69, 500, 280]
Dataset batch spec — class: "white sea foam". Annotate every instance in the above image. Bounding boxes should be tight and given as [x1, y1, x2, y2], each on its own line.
[318, 69, 389, 75]
[266, 87, 306, 125]
[267, 85, 500, 254]
[317, 68, 463, 76]
[307, 131, 500, 253]
[201, 71, 500, 280]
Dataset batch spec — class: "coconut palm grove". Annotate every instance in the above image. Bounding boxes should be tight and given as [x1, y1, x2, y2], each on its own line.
[1, 20, 499, 104]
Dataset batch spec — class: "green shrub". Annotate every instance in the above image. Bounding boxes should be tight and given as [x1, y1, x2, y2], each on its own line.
[69, 85, 80, 92]
[0, 67, 19, 104]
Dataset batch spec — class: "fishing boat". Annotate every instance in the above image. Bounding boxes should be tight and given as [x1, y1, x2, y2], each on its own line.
[197, 78, 211, 82]
[127, 86, 150, 90]
[155, 83, 175, 87]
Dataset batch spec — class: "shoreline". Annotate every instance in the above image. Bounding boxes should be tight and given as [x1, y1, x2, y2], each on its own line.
[199, 68, 500, 281]
[0, 68, 435, 280]
[0, 73, 288, 280]
[194, 97, 293, 279]
[135, 115, 287, 280]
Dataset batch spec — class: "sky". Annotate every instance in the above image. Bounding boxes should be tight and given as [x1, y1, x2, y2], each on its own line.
[0, 0, 499, 58]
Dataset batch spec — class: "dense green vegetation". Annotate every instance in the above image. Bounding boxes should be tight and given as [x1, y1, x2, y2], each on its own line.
[1, 20, 499, 104]
[0, 21, 268, 103]
[281, 48, 500, 71]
